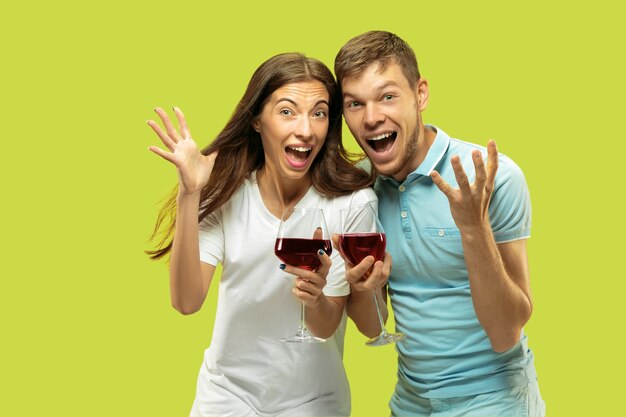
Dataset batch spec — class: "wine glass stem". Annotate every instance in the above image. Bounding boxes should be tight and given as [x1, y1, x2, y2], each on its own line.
[299, 302, 307, 334]
[372, 291, 388, 335]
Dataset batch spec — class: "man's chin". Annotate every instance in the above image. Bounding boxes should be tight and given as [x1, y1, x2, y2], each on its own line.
[371, 161, 402, 177]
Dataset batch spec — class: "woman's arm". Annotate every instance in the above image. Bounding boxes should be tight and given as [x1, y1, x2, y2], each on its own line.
[147, 107, 218, 314]
[168, 192, 216, 314]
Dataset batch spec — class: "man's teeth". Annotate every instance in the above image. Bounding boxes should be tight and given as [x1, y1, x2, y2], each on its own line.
[368, 132, 394, 141]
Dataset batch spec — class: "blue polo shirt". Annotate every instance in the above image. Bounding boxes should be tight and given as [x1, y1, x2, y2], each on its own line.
[375, 126, 537, 400]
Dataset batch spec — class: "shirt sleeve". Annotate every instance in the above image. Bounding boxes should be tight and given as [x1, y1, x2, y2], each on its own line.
[198, 208, 224, 266]
[489, 155, 532, 243]
[323, 187, 378, 297]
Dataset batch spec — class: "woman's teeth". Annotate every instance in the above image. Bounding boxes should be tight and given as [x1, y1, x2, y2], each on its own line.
[286, 146, 312, 162]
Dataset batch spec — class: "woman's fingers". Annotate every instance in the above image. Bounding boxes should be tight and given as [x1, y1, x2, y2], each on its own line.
[295, 277, 321, 296]
[173, 107, 190, 139]
[147, 120, 176, 151]
[148, 145, 177, 164]
[154, 107, 181, 142]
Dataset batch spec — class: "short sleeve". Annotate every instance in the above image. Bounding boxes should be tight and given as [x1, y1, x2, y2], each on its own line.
[489, 156, 532, 243]
[198, 209, 224, 266]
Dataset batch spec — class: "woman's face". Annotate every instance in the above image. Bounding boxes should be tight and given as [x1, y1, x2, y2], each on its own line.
[253, 80, 330, 181]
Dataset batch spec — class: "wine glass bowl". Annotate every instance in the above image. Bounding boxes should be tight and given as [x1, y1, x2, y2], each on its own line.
[338, 232, 386, 266]
[275, 207, 331, 343]
[275, 237, 332, 272]
[339, 203, 405, 346]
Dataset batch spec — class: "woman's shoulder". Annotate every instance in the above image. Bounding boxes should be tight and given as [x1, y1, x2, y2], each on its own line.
[325, 187, 377, 210]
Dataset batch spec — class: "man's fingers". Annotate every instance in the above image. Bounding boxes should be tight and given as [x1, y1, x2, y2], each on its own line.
[472, 149, 487, 190]
[381, 251, 392, 280]
[364, 259, 390, 291]
[346, 256, 375, 284]
[431, 170, 453, 197]
[450, 155, 471, 195]
[486, 140, 499, 193]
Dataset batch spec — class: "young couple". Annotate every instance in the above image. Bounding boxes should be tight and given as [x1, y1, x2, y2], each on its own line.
[146, 31, 545, 417]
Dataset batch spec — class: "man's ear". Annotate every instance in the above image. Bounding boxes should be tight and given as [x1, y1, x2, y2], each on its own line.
[416, 78, 429, 112]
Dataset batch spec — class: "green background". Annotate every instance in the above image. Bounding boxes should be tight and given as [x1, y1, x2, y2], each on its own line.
[2, 1, 623, 416]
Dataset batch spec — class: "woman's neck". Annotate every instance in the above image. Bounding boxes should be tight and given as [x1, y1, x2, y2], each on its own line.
[257, 165, 313, 218]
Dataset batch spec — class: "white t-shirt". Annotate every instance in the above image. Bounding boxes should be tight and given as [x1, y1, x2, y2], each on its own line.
[190, 175, 377, 417]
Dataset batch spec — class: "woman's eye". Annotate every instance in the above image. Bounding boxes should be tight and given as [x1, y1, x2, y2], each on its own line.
[280, 109, 293, 116]
[384, 94, 394, 101]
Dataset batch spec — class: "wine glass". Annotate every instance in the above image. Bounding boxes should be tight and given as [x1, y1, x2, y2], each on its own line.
[275, 207, 332, 343]
[339, 203, 406, 346]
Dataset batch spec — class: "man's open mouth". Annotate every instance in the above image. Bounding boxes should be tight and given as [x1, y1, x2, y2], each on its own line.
[366, 132, 397, 152]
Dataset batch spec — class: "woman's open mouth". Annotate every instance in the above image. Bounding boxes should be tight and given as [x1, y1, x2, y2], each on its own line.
[285, 145, 313, 168]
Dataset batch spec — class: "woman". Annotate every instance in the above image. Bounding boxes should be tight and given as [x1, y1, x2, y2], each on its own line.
[146, 53, 376, 416]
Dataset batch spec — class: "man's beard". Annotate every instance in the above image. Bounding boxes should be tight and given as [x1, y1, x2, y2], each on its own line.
[376, 123, 419, 177]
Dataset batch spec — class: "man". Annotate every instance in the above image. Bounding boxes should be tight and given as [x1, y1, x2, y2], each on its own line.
[334, 31, 545, 416]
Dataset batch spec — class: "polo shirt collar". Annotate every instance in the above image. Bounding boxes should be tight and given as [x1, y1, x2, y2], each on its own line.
[414, 125, 450, 176]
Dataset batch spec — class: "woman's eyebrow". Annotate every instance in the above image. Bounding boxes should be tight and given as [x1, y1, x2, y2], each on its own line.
[276, 98, 329, 107]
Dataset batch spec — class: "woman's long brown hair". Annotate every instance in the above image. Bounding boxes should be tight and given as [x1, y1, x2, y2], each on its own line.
[147, 53, 374, 260]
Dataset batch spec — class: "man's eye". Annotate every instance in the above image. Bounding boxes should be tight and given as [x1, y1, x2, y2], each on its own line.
[384, 95, 394, 101]
[314, 110, 327, 118]
[347, 101, 361, 108]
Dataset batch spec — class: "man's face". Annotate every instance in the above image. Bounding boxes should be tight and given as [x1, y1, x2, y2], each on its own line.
[341, 61, 428, 181]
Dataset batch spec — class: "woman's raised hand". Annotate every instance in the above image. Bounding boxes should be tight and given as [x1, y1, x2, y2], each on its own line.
[147, 107, 217, 195]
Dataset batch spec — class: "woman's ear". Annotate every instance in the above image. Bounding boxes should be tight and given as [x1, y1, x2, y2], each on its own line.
[252, 118, 261, 133]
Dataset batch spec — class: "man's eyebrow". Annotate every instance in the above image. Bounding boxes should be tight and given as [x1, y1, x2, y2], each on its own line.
[275, 98, 329, 107]
[343, 81, 400, 99]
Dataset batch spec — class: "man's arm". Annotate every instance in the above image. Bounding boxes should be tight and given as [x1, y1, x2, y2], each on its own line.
[347, 283, 389, 338]
[461, 228, 532, 352]
[431, 140, 533, 352]
[331, 235, 391, 338]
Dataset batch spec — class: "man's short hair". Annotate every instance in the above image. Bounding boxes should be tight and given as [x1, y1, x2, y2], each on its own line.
[335, 31, 421, 88]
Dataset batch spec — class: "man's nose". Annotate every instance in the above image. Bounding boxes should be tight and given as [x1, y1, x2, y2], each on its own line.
[364, 104, 385, 128]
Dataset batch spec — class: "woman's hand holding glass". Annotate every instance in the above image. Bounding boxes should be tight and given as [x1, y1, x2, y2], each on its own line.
[281, 250, 332, 309]
[147, 107, 217, 194]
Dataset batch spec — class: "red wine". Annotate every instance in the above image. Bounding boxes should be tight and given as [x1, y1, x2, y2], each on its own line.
[274, 238, 332, 271]
[339, 233, 386, 265]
